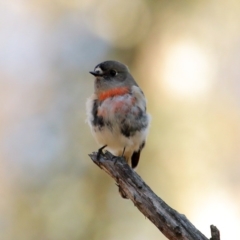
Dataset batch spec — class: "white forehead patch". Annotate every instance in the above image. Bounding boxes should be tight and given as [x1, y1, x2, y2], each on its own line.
[94, 66, 103, 74]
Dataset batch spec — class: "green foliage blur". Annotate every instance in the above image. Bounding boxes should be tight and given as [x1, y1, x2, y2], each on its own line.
[1, 0, 240, 239]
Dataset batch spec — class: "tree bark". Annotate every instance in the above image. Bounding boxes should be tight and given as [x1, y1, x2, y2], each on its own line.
[89, 151, 220, 240]
[210, 225, 220, 240]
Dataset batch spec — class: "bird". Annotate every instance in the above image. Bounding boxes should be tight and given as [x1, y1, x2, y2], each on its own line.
[86, 60, 150, 169]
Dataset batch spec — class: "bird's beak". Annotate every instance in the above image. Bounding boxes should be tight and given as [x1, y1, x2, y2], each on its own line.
[89, 71, 102, 77]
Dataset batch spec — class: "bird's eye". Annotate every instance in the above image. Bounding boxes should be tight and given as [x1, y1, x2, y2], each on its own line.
[109, 69, 117, 77]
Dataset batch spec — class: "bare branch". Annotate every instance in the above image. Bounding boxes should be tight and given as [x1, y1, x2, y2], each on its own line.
[89, 151, 220, 240]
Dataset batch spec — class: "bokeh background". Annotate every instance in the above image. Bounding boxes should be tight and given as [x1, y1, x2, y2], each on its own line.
[1, 0, 240, 239]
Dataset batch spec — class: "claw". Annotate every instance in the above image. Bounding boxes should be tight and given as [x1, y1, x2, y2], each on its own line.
[97, 145, 107, 160]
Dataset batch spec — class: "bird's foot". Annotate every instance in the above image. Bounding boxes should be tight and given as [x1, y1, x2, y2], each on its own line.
[112, 147, 126, 165]
[97, 145, 107, 161]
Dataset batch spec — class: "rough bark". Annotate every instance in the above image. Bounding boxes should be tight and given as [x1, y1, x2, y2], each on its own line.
[89, 151, 220, 240]
[210, 225, 220, 240]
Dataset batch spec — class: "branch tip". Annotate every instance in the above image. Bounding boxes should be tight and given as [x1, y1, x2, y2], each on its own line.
[210, 225, 220, 240]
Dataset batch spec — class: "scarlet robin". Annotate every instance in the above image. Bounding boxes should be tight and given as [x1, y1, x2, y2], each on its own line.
[86, 60, 150, 169]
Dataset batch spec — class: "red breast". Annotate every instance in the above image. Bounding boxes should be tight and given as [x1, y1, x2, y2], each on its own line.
[98, 87, 130, 101]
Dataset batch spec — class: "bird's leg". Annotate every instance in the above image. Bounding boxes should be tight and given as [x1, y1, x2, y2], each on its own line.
[97, 145, 107, 160]
[113, 147, 126, 165]
[121, 147, 126, 157]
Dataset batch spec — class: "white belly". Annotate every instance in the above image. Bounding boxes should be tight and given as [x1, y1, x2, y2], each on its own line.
[86, 89, 150, 162]
[92, 124, 148, 160]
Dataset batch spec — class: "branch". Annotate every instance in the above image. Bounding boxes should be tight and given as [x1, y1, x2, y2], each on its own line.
[89, 151, 220, 240]
[210, 225, 220, 240]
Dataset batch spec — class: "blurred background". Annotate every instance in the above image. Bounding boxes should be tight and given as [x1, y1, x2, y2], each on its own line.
[1, 0, 240, 239]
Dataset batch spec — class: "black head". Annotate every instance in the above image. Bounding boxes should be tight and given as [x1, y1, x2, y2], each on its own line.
[89, 60, 137, 93]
